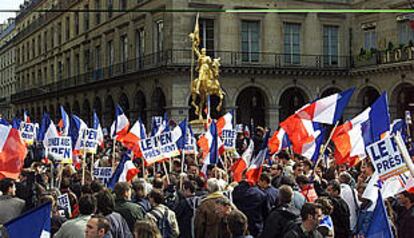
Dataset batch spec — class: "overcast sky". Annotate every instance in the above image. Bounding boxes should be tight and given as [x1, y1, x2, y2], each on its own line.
[0, 0, 23, 24]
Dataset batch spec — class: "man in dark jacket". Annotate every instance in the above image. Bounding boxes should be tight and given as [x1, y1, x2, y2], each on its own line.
[260, 185, 301, 238]
[175, 180, 201, 238]
[326, 180, 351, 238]
[0, 178, 26, 224]
[113, 182, 145, 233]
[232, 173, 267, 237]
[397, 191, 414, 238]
[258, 173, 279, 217]
[284, 203, 323, 238]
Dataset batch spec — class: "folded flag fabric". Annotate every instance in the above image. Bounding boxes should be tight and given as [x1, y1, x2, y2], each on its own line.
[296, 88, 354, 125]
[4, 202, 51, 238]
[110, 105, 130, 141]
[268, 128, 290, 155]
[70, 115, 89, 155]
[216, 112, 233, 136]
[232, 139, 254, 182]
[58, 106, 70, 136]
[0, 120, 28, 179]
[365, 190, 393, 238]
[198, 120, 224, 176]
[108, 152, 139, 189]
[332, 92, 390, 166]
[93, 111, 104, 147]
[37, 113, 59, 149]
[171, 119, 188, 150]
[246, 131, 270, 184]
[121, 118, 147, 158]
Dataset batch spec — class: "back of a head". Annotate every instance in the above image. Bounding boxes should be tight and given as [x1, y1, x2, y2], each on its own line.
[114, 182, 130, 199]
[183, 180, 195, 194]
[91, 180, 104, 194]
[96, 189, 115, 216]
[79, 194, 97, 215]
[338, 172, 352, 185]
[134, 219, 162, 238]
[152, 178, 163, 190]
[0, 178, 14, 195]
[279, 185, 294, 204]
[227, 209, 248, 236]
[148, 189, 164, 205]
[206, 178, 220, 194]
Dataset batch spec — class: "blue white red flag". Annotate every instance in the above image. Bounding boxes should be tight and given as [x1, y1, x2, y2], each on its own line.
[108, 152, 139, 189]
[92, 111, 104, 147]
[58, 106, 70, 136]
[37, 113, 59, 148]
[110, 105, 130, 141]
[366, 190, 394, 238]
[70, 115, 88, 155]
[246, 131, 270, 184]
[121, 118, 147, 157]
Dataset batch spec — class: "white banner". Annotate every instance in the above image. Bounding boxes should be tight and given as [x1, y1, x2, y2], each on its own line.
[47, 136, 72, 163]
[139, 131, 180, 165]
[20, 122, 35, 145]
[93, 167, 113, 184]
[80, 128, 99, 154]
[367, 135, 409, 181]
[222, 129, 236, 150]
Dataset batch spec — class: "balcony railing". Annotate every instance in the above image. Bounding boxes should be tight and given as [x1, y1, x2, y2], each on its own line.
[12, 50, 351, 103]
[353, 47, 414, 67]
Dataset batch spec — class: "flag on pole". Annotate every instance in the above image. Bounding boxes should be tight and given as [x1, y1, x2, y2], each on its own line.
[365, 190, 394, 238]
[268, 128, 291, 155]
[4, 202, 51, 238]
[198, 120, 223, 176]
[121, 118, 147, 157]
[37, 113, 59, 148]
[92, 111, 104, 147]
[296, 88, 354, 125]
[0, 120, 27, 179]
[23, 110, 31, 123]
[110, 105, 130, 141]
[171, 119, 188, 150]
[58, 106, 70, 136]
[246, 131, 270, 184]
[107, 152, 139, 189]
[70, 115, 89, 155]
[232, 139, 254, 182]
[216, 111, 233, 136]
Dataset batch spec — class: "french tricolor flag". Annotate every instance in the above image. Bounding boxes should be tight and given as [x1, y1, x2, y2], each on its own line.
[151, 113, 168, 136]
[232, 139, 254, 182]
[216, 111, 233, 136]
[296, 88, 354, 125]
[280, 115, 325, 162]
[0, 119, 28, 179]
[121, 118, 147, 157]
[171, 119, 188, 150]
[70, 115, 88, 155]
[110, 105, 130, 142]
[198, 121, 224, 176]
[107, 152, 140, 189]
[58, 106, 70, 136]
[93, 111, 104, 147]
[37, 113, 59, 148]
[23, 110, 31, 123]
[246, 131, 270, 184]
[268, 128, 291, 155]
[331, 92, 390, 166]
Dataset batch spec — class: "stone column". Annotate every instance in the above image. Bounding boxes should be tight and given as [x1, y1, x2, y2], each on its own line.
[266, 104, 280, 129]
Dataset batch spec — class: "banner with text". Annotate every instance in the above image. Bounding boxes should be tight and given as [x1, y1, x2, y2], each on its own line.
[57, 193, 72, 217]
[47, 136, 72, 163]
[367, 135, 409, 181]
[93, 167, 113, 185]
[19, 122, 35, 145]
[139, 131, 180, 165]
[80, 128, 99, 154]
[222, 129, 236, 150]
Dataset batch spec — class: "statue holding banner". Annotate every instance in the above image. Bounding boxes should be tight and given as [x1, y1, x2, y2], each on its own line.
[189, 15, 225, 122]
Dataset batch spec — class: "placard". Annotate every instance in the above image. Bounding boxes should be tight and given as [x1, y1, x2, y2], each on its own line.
[20, 122, 35, 145]
[47, 136, 72, 163]
[93, 167, 113, 184]
[57, 193, 72, 217]
[139, 131, 180, 165]
[367, 135, 409, 181]
[222, 129, 236, 150]
[80, 128, 99, 154]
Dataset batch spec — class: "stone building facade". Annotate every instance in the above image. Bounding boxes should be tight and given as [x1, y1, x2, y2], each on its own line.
[8, 0, 414, 130]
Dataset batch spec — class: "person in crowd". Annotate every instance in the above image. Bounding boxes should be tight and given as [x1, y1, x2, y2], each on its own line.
[236, 129, 249, 156]
[396, 191, 414, 238]
[253, 127, 265, 155]
[84, 214, 111, 238]
[315, 197, 334, 238]
[302, 160, 313, 177]
[227, 209, 253, 238]
[258, 173, 279, 217]
[313, 164, 328, 197]
[280, 176, 306, 210]
[54, 194, 97, 238]
[296, 175, 318, 202]
[60, 177, 79, 218]
[232, 170, 267, 237]
[175, 180, 200, 238]
[195, 178, 232, 238]
[292, 163, 304, 179]
[90, 180, 105, 194]
[134, 219, 162, 238]
[0, 178, 26, 224]
[39, 194, 67, 236]
[113, 182, 145, 233]
[279, 151, 294, 177]
[284, 203, 324, 238]
[326, 180, 351, 238]
[260, 185, 302, 238]
[95, 189, 133, 238]
[146, 189, 180, 238]
[132, 180, 152, 213]
[338, 172, 359, 232]
[270, 164, 284, 188]
[353, 183, 373, 237]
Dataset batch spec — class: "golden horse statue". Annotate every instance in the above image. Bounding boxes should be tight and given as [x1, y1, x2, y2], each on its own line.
[189, 29, 225, 121]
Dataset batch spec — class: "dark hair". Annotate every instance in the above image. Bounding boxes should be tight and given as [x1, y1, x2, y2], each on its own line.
[279, 185, 293, 204]
[301, 202, 322, 220]
[227, 210, 248, 236]
[302, 159, 313, 168]
[96, 190, 115, 216]
[328, 180, 341, 194]
[91, 214, 111, 234]
[60, 177, 71, 190]
[277, 151, 290, 160]
[152, 178, 163, 189]
[90, 180, 104, 194]
[296, 175, 310, 186]
[183, 180, 195, 194]
[315, 197, 333, 215]
[401, 191, 414, 203]
[148, 189, 164, 205]
[79, 194, 96, 215]
[0, 178, 15, 194]
[114, 182, 131, 198]
[280, 175, 296, 187]
[134, 219, 162, 238]
[293, 163, 303, 171]
[81, 184, 93, 195]
[132, 181, 146, 193]
[259, 173, 271, 184]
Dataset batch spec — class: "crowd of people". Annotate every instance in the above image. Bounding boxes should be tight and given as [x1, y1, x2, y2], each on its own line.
[0, 126, 414, 238]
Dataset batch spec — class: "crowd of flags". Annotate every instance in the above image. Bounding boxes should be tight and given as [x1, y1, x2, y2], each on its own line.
[1, 87, 414, 237]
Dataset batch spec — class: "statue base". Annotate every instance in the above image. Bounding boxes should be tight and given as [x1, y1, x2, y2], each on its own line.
[189, 119, 207, 135]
